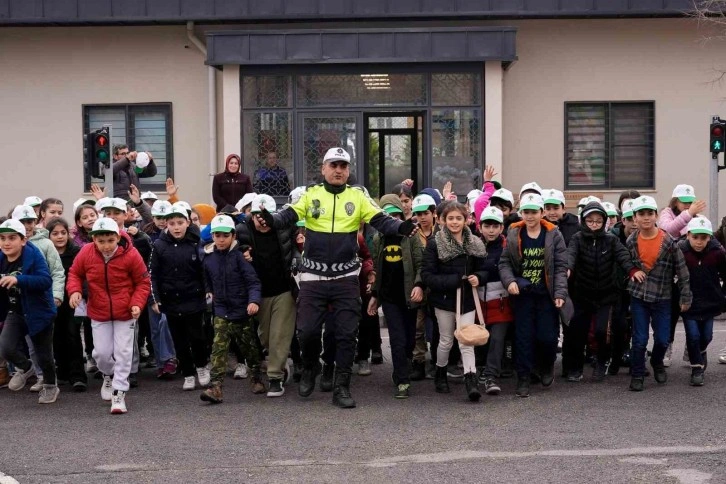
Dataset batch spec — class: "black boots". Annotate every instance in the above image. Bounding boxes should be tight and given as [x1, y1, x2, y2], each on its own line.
[592, 360, 607, 382]
[434, 365, 450, 393]
[464, 372, 481, 402]
[298, 363, 320, 397]
[332, 371, 356, 408]
[409, 360, 426, 381]
[319, 363, 334, 392]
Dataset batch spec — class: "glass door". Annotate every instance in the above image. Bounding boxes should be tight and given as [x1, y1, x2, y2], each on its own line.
[365, 114, 422, 199]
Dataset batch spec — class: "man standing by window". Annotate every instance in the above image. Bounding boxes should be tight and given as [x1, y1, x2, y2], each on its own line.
[254, 152, 290, 197]
[112, 144, 158, 200]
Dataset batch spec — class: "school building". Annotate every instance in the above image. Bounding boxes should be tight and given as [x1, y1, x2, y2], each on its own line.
[2, 1, 725, 215]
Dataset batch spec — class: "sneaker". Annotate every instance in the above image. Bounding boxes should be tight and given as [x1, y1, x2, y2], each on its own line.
[250, 375, 266, 394]
[690, 367, 705, 386]
[8, 366, 35, 391]
[201, 383, 223, 404]
[663, 344, 673, 367]
[483, 377, 501, 395]
[516, 378, 530, 398]
[394, 383, 410, 399]
[38, 384, 59, 404]
[357, 360, 372, 376]
[72, 380, 88, 392]
[425, 361, 436, 380]
[128, 373, 138, 388]
[267, 378, 285, 397]
[371, 351, 384, 365]
[196, 367, 211, 387]
[101, 375, 114, 401]
[566, 370, 583, 383]
[110, 390, 127, 414]
[226, 353, 239, 374]
[629, 376, 644, 391]
[653, 365, 668, 384]
[447, 364, 464, 379]
[592, 361, 607, 382]
[0, 366, 9, 388]
[540, 365, 555, 387]
[233, 363, 248, 380]
[29, 376, 44, 392]
[183, 376, 196, 391]
[718, 346, 726, 364]
[85, 356, 98, 374]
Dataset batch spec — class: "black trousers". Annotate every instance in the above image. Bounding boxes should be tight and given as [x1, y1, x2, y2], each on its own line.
[356, 293, 381, 361]
[53, 301, 87, 384]
[564, 299, 623, 373]
[166, 312, 208, 377]
[0, 312, 56, 385]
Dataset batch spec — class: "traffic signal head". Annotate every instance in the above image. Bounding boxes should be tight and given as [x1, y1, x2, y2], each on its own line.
[88, 127, 110, 178]
[710, 122, 725, 154]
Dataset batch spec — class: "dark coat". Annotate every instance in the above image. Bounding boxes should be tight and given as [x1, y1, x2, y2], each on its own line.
[212, 156, 254, 212]
[150, 229, 206, 316]
[203, 241, 262, 321]
[679, 239, 726, 320]
[555, 212, 580, 246]
[235, 218, 294, 271]
[113, 156, 158, 199]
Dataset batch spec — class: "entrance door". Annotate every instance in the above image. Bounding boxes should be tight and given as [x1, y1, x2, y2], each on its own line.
[365, 114, 423, 199]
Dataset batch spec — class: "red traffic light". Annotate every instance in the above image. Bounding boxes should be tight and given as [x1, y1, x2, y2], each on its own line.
[96, 134, 108, 147]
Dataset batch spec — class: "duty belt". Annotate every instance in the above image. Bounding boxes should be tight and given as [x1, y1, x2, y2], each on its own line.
[300, 258, 358, 274]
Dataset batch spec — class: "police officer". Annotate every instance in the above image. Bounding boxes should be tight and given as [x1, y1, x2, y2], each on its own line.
[259, 147, 418, 408]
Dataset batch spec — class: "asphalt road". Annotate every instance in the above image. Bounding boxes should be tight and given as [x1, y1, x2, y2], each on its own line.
[2, 324, 726, 484]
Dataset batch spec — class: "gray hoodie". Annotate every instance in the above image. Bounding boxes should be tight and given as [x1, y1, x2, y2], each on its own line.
[29, 227, 65, 301]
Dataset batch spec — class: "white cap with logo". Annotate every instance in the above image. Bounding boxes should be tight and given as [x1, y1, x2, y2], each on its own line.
[543, 189, 565, 206]
[519, 194, 545, 211]
[672, 184, 696, 203]
[480, 206, 504, 224]
[168, 202, 190, 219]
[250, 194, 277, 213]
[73, 198, 96, 212]
[519, 182, 542, 198]
[89, 217, 120, 236]
[141, 191, 158, 201]
[11, 205, 37, 221]
[235, 193, 258, 212]
[23, 196, 43, 207]
[323, 147, 351, 164]
[0, 219, 27, 236]
[491, 188, 514, 205]
[151, 200, 173, 217]
[210, 215, 236, 233]
[97, 198, 128, 212]
[686, 216, 713, 235]
[412, 194, 437, 213]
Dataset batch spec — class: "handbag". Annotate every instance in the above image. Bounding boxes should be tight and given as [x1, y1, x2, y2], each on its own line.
[454, 285, 490, 346]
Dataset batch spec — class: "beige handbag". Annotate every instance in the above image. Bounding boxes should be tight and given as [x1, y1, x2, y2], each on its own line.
[454, 285, 490, 346]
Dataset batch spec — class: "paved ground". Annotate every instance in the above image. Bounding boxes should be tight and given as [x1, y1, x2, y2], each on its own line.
[2, 324, 726, 484]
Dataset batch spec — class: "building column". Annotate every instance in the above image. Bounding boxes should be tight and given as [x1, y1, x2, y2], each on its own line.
[221, 65, 241, 161]
[484, 61, 504, 180]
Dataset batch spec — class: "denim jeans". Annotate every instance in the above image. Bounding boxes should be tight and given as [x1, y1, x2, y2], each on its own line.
[630, 297, 671, 377]
[682, 318, 713, 368]
[148, 307, 176, 368]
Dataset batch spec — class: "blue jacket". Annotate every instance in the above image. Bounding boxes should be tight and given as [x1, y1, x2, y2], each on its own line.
[0, 242, 56, 336]
[203, 240, 262, 321]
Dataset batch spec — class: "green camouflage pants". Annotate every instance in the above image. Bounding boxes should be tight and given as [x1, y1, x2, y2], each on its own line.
[210, 317, 260, 385]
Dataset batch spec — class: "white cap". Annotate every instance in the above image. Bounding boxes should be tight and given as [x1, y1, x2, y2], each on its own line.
[466, 189, 483, 206]
[672, 184, 696, 203]
[151, 200, 173, 217]
[543, 189, 565, 206]
[412, 194, 437, 213]
[210, 214, 236, 233]
[491, 188, 514, 205]
[73, 198, 96, 212]
[631, 195, 658, 213]
[602, 202, 619, 217]
[250, 194, 276, 213]
[0, 219, 27, 236]
[289, 186, 307, 205]
[23, 196, 42, 207]
[578, 197, 590, 207]
[89, 217, 120, 236]
[168, 202, 190, 219]
[141, 191, 158, 201]
[175, 201, 192, 214]
[519, 182, 542, 197]
[323, 147, 351, 164]
[235, 193, 257, 212]
[480, 206, 504, 224]
[686, 216, 713, 235]
[135, 151, 150, 169]
[97, 198, 128, 213]
[11, 205, 37, 221]
[519, 193, 545, 211]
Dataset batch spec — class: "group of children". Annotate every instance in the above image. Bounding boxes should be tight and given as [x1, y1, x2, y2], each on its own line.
[0, 168, 724, 413]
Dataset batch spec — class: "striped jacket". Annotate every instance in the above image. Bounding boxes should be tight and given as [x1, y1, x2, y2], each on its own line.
[626, 229, 692, 305]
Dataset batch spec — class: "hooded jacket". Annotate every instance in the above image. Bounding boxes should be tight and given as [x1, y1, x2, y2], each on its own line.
[212, 154, 254, 212]
[203, 240, 262, 321]
[0, 242, 56, 336]
[371, 225, 424, 308]
[150, 228, 206, 316]
[67, 231, 150, 322]
[554, 212, 580, 246]
[236, 217, 295, 297]
[113, 155, 158, 200]
[678, 238, 726, 320]
[29, 227, 65, 301]
[567, 202, 637, 305]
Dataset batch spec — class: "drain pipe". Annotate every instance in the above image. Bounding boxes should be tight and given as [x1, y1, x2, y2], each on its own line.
[186, 21, 218, 204]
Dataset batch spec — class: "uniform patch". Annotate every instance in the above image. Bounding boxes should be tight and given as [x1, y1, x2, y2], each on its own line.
[345, 202, 355, 216]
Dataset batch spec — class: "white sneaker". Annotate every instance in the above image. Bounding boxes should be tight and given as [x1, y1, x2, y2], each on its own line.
[663, 343, 673, 368]
[233, 363, 248, 380]
[358, 360, 372, 376]
[38, 384, 60, 404]
[197, 367, 211, 387]
[719, 346, 726, 364]
[226, 353, 239, 375]
[101, 375, 114, 401]
[182, 376, 196, 391]
[110, 390, 127, 414]
[8, 366, 36, 391]
[85, 356, 98, 373]
[29, 376, 44, 392]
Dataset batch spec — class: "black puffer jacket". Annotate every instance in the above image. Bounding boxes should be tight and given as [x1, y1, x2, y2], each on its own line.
[235, 218, 294, 270]
[149, 228, 206, 316]
[567, 202, 635, 304]
[679, 239, 726, 320]
[555, 212, 580, 246]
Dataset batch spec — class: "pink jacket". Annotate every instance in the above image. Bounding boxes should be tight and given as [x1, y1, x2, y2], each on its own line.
[658, 207, 691, 238]
[473, 181, 497, 224]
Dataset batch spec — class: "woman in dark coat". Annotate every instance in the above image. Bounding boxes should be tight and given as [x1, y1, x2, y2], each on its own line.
[212, 154, 254, 212]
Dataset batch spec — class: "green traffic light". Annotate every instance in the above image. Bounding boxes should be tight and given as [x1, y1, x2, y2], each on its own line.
[714, 141, 722, 151]
[96, 150, 109, 161]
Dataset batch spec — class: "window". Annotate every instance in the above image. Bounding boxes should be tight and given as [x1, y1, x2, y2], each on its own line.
[83, 104, 173, 190]
[565, 102, 654, 190]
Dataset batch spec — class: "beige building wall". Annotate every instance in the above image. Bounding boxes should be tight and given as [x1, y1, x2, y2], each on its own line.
[501, 18, 726, 215]
[0, 26, 212, 211]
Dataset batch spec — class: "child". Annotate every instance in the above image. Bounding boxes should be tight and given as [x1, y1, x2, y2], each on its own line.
[542, 189, 579, 246]
[367, 195, 424, 399]
[72, 203, 98, 247]
[46, 217, 87, 391]
[143, 200, 172, 243]
[678, 217, 726, 386]
[476, 206, 513, 396]
[602, 202, 619, 227]
[67, 218, 150, 414]
[200, 215, 262, 404]
[498, 193, 569, 398]
[37, 198, 64, 228]
[150, 202, 210, 391]
[625, 196, 691, 391]
[565, 202, 643, 382]
[471, 165, 498, 227]
[23, 196, 43, 216]
[0, 219, 59, 404]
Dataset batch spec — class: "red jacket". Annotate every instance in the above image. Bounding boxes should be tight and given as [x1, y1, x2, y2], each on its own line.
[67, 232, 150, 322]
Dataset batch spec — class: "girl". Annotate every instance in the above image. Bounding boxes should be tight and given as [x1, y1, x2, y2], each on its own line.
[72, 204, 98, 247]
[421, 202, 488, 402]
[391, 183, 414, 221]
[499, 193, 569, 398]
[38, 198, 64, 228]
[47, 217, 87, 391]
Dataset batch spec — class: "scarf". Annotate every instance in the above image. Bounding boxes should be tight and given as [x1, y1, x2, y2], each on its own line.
[435, 226, 487, 262]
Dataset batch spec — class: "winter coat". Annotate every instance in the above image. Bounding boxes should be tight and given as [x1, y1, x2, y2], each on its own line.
[142, 222, 164, 243]
[113, 155, 158, 200]
[129, 229, 153, 265]
[29, 228, 65, 302]
[235, 218, 294, 271]
[371, 231, 424, 308]
[481, 235, 513, 324]
[212, 154, 254, 212]
[66, 232, 151, 322]
[203, 240, 262, 321]
[150, 229, 206, 316]
[555, 212, 580, 247]
[421, 227, 488, 313]
[58, 242, 81, 299]
[658, 207, 692, 239]
[0, 242, 56, 336]
[678, 239, 726, 320]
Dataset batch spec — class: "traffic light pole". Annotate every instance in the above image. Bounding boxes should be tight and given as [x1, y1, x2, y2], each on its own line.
[103, 124, 113, 198]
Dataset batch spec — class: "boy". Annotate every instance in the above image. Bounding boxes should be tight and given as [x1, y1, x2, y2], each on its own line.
[0, 219, 59, 403]
[626, 196, 692, 391]
[201, 215, 262, 404]
[143, 200, 172, 243]
[68, 218, 150, 413]
[542, 189, 579, 246]
[489, 188, 518, 235]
